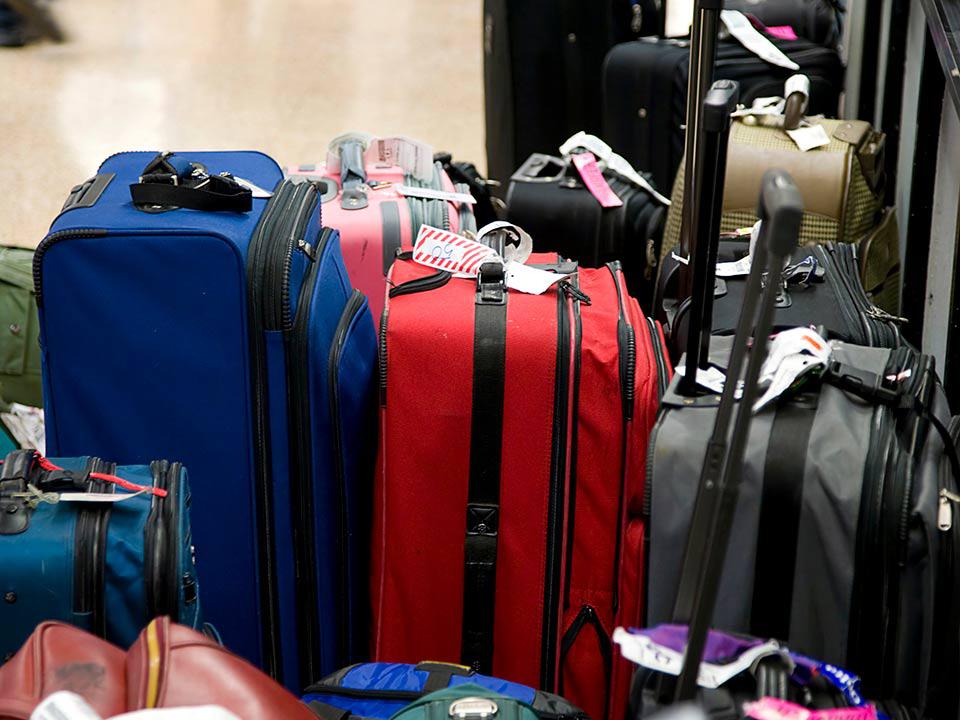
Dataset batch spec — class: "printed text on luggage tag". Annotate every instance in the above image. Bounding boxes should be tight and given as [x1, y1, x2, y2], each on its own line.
[412, 226, 499, 278]
[571, 152, 624, 208]
[412, 225, 571, 294]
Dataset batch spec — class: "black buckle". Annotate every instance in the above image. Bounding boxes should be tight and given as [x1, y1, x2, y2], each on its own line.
[36, 468, 90, 492]
[822, 361, 903, 406]
[476, 261, 506, 305]
[0, 450, 35, 535]
[466, 503, 499, 537]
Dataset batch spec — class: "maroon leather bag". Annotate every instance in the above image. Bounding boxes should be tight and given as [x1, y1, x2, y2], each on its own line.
[0, 617, 317, 719]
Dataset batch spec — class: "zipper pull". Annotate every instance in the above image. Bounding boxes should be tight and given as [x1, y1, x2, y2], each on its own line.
[631, 1, 644, 33]
[939, 488, 960, 531]
[559, 280, 591, 305]
[298, 238, 315, 260]
[866, 307, 908, 325]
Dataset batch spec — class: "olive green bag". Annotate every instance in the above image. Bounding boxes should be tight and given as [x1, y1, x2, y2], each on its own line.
[661, 116, 901, 313]
[0, 246, 42, 408]
[391, 686, 542, 720]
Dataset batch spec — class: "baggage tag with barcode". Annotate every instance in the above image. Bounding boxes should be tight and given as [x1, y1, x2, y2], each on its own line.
[720, 11, 800, 71]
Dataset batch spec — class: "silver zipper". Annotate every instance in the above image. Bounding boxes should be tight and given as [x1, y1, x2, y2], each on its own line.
[939, 488, 960, 531]
[866, 306, 909, 325]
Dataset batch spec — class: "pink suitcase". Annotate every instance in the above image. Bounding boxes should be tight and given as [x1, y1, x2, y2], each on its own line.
[288, 134, 473, 321]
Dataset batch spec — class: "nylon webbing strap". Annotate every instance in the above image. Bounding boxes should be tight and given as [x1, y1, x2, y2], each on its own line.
[460, 299, 508, 673]
[130, 178, 252, 213]
[381, 202, 402, 274]
[750, 394, 819, 640]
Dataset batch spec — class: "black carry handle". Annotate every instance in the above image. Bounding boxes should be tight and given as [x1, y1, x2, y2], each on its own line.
[129, 152, 253, 213]
[678, 79, 740, 396]
[677, 0, 724, 301]
[671, 169, 803, 703]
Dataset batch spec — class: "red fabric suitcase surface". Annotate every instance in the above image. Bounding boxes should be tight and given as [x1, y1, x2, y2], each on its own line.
[372, 254, 670, 720]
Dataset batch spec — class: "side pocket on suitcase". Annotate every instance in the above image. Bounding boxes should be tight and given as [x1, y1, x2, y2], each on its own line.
[329, 290, 379, 664]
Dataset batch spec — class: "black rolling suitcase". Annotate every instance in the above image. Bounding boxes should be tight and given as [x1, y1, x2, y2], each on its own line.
[601, 28, 843, 190]
[504, 146, 669, 306]
[483, 0, 661, 188]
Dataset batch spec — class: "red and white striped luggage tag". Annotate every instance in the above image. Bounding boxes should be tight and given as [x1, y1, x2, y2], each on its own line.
[411, 223, 571, 295]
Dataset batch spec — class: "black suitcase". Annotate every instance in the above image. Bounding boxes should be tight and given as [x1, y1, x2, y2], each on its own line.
[504, 152, 668, 306]
[601, 34, 844, 190]
[725, 0, 844, 48]
[483, 0, 661, 189]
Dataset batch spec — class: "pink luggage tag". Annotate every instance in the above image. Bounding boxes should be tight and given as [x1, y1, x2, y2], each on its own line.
[571, 152, 623, 208]
[765, 25, 799, 41]
[744, 698, 877, 720]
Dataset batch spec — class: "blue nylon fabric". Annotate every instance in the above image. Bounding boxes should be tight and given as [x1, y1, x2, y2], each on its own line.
[333, 296, 377, 660]
[0, 458, 200, 659]
[41, 151, 283, 666]
[265, 330, 300, 686]
[304, 232, 353, 674]
[301, 663, 537, 720]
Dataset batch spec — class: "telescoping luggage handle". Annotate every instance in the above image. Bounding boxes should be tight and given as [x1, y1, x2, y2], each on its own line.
[678, 79, 740, 396]
[670, 170, 803, 703]
[677, 0, 724, 301]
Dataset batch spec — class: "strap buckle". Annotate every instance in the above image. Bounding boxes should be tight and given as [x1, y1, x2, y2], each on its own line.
[476, 261, 506, 306]
[822, 360, 903, 406]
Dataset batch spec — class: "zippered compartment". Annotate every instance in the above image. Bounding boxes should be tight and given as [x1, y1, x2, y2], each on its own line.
[286, 227, 336, 686]
[72, 457, 114, 637]
[144, 460, 183, 621]
[245, 180, 322, 678]
[558, 604, 613, 709]
[328, 289, 368, 662]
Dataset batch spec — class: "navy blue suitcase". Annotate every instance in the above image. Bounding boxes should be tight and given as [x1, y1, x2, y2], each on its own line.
[34, 151, 379, 691]
[0, 449, 201, 662]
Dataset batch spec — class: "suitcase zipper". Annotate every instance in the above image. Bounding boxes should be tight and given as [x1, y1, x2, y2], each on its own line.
[558, 604, 612, 713]
[542, 279, 577, 690]
[73, 457, 114, 637]
[287, 226, 335, 686]
[327, 289, 367, 662]
[144, 460, 182, 621]
[33, 228, 109, 308]
[815, 245, 871, 345]
[246, 180, 321, 678]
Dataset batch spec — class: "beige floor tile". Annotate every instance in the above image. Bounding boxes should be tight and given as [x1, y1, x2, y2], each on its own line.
[0, 0, 484, 248]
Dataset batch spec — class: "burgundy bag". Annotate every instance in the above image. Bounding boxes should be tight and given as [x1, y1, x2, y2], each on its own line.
[0, 618, 317, 719]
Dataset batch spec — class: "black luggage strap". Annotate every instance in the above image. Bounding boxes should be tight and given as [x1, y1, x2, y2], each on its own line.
[307, 701, 353, 720]
[130, 152, 253, 213]
[461, 263, 508, 673]
[415, 661, 473, 693]
[751, 394, 820, 641]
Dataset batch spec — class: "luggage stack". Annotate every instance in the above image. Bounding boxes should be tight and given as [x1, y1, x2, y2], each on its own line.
[3, 2, 960, 720]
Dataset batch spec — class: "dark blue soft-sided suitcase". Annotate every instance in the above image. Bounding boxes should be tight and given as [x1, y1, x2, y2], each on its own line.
[302, 663, 589, 720]
[34, 151, 379, 691]
[0, 449, 201, 661]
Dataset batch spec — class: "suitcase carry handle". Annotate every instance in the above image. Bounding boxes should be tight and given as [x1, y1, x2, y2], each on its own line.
[678, 79, 740, 396]
[670, 169, 802, 703]
[337, 137, 370, 210]
[129, 152, 253, 213]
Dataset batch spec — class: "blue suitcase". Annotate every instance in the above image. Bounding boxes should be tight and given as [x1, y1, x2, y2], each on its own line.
[34, 151, 379, 690]
[0, 449, 201, 661]
[302, 662, 588, 720]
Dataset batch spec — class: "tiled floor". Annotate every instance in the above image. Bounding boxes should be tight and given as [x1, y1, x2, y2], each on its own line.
[0, 0, 484, 248]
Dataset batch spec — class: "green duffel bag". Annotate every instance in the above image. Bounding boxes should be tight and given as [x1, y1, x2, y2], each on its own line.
[0, 246, 42, 407]
[392, 686, 542, 720]
[661, 116, 900, 314]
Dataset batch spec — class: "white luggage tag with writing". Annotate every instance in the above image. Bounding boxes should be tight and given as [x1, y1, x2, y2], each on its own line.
[753, 327, 831, 411]
[612, 628, 784, 689]
[785, 124, 831, 152]
[412, 223, 570, 295]
[326, 134, 435, 183]
[559, 132, 671, 205]
[395, 186, 476, 204]
[720, 11, 800, 70]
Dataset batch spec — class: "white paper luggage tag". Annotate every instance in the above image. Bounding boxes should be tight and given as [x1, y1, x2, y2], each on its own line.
[110, 707, 242, 719]
[753, 327, 831, 411]
[412, 224, 569, 295]
[612, 628, 784, 689]
[785, 124, 831, 152]
[396, 186, 476, 204]
[31, 692, 103, 720]
[720, 11, 800, 71]
[1, 402, 45, 451]
[674, 365, 743, 398]
[559, 131, 671, 205]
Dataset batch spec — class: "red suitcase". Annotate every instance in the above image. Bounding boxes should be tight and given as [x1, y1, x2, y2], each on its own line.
[372, 241, 670, 720]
